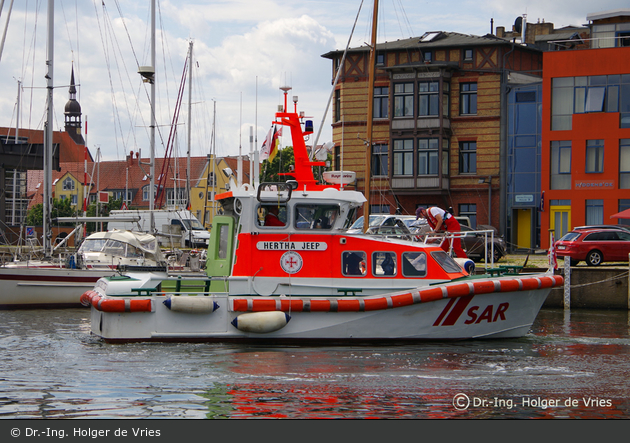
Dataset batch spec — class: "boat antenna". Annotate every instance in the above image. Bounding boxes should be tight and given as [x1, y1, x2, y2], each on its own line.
[311, 0, 364, 160]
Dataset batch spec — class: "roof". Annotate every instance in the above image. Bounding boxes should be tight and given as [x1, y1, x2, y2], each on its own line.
[322, 31, 540, 58]
[26, 154, 253, 209]
[587, 9, 630, 22]
[0, 127, 91, 163]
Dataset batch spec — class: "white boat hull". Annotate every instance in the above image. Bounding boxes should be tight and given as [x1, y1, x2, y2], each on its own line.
[86, 274, 561, 342]
[0, 267, 115, 309]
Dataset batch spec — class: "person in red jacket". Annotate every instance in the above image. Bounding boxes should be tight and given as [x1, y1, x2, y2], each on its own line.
[416, 206, 467, 258]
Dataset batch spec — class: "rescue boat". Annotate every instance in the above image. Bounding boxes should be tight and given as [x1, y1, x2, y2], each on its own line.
[84, 90, 562, 342]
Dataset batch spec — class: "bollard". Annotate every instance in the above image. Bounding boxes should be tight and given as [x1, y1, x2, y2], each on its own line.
[564, 257, 571, 310]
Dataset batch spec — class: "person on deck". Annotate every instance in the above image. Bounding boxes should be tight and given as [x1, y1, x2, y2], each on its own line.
[417, 206, 467, 258]
[264, 205, 285, 226]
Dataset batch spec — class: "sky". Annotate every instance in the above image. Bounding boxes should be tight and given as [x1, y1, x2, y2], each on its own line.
[0, 0, 627, 163]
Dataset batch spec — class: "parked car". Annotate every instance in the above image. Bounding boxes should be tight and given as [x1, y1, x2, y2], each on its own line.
[555, 227, 630, 266]
[572, 224, 630, 233]
[459, 225, 506, 263]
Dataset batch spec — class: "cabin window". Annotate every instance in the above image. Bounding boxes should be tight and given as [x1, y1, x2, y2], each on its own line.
[294, 204, 339, 230]
[258, 204, 288, 228]
[431, 250, 463, 274]
[342, 251, 367, 276]
[373, 251, 397, 276]
[401, 252, 427, 277]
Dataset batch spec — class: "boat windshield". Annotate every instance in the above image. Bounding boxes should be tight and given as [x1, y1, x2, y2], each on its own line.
[79, 239, 146, 258]
[348, 215, 388, 231]
[431, 250, 464, 274]
[294, 204, 339, 230]
[181, 219, 205, 230]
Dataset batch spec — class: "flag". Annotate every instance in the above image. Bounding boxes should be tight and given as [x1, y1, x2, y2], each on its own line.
[260, 126, 274, 161]
[548, 232, 558, 270]
[269, 127, 282, 163]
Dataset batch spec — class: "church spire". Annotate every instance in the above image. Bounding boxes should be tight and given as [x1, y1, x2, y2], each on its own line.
[64, 65, 85, 145]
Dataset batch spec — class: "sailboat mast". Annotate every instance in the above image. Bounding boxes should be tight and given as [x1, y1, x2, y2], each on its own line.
[43, 0, 54, 256]
[186, 40, 192, 210]
[363, 0, 378, 233]
[149, 0, 156, 231]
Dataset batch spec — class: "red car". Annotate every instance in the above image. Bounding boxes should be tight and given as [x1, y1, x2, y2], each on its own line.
[555, 227, 630, 266]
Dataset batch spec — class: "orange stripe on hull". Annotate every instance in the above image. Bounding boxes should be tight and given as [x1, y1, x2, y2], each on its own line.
[231, 275, 564, 313]
[81, 290, 153, 313]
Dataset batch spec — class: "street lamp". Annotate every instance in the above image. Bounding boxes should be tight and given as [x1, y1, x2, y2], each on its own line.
[478, 176, 492, 225]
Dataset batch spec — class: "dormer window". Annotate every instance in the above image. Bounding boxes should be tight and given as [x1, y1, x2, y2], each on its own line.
[62, 177, 74, 191]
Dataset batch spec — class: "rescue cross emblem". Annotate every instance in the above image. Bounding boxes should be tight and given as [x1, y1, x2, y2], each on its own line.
[280, 251, 303, 274]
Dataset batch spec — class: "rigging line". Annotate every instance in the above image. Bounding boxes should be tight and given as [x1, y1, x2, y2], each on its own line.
[26, 0, 42, 131]
[111, 0, 141, 67]
[59, 0, 75, 58]
[95, 1, 128, 159]
[97, 1, 143, 160]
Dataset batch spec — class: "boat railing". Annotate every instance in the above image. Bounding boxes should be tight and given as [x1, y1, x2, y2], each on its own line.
[422, 229, 497, 271]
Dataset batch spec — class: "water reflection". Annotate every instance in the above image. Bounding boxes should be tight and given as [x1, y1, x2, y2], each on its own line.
[0, 308, 628, 418]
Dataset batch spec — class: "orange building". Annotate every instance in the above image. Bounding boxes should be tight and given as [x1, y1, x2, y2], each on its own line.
[540, 10, 630, 248]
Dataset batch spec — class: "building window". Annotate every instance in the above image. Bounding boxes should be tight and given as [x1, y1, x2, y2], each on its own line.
[376, 53, 385, 66]
[208, 172, 216, 187]
[586, 199, 604, 225]
[463, 48, 473, 61]
[620, 139, 630, 189]
[370, 204, 389, 214]
[442, 82, 450, 117]
[417, 138, 439, 175]
[371, 144, 388, 177]
[551, 77, 574, 130]
[393, 139, 413, 176]
[62, 177, 74, 191]
[373, 86, 389, 119]
[71, 194, 78, 206]
[334, 145, 341, 170]
[142, 185, 157, 201]
[459, 204, 477, 228]
[592, 24, 630, 48]
[442, 139, 450, 176]
[418, 81, 439, 116]
[459, 141, 477, 174]
[552, 75, 630, 129]
[460, 82, 477, 115]
[550, 141, 571, 190]
[586, 140, 604, 173]
[423, 51, 432, 62]
[334, 89, 341, 122]
[394, 83, 414, 117]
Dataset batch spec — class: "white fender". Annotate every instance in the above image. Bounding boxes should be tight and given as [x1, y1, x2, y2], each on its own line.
[454, 258, 475, 274]
[164, 296, 219, 313]
[231, 311, 290, 333]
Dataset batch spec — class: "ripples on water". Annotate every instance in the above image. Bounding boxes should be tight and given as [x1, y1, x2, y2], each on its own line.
[0, 308, 628, 419]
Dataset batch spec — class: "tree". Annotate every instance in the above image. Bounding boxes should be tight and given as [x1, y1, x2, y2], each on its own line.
[260, 147, 295, 182]
[25, 198, 78, 226]
[85, 196, 123, 233]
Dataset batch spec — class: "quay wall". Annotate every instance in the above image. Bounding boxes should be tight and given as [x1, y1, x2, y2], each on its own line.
[544, 267, 629, 310]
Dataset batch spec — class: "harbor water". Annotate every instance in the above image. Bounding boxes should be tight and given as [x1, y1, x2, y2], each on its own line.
[0, 307, 628, 419]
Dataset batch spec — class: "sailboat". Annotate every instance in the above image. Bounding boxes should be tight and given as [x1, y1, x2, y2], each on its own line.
[0, 0, 173, 309]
